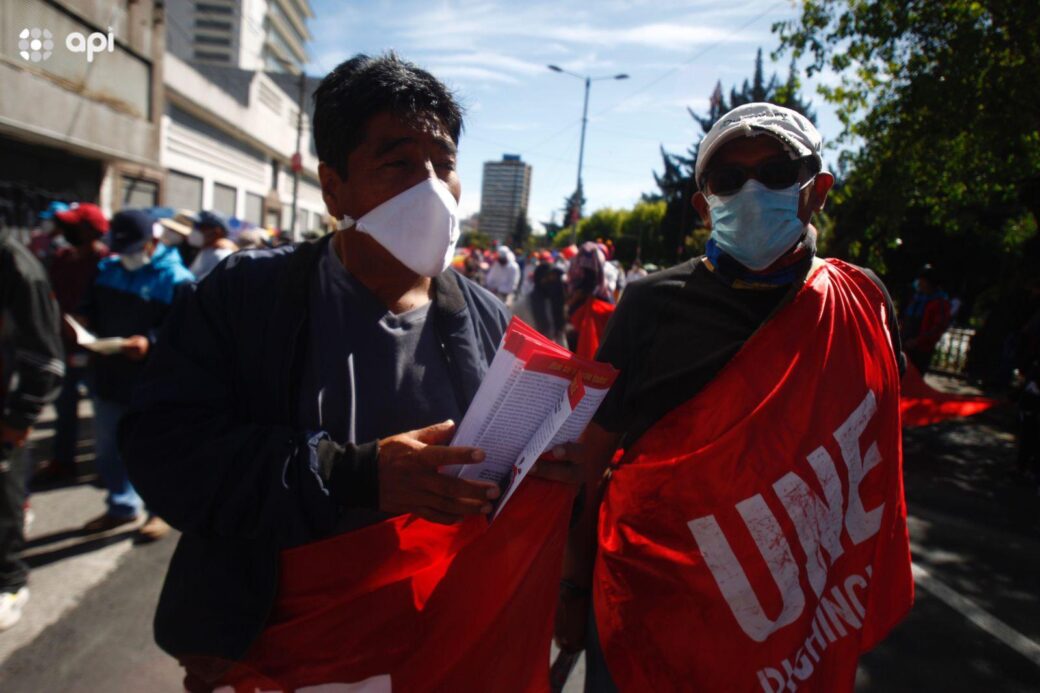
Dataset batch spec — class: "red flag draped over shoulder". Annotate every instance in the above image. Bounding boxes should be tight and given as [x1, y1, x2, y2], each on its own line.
[208, 479, 573, 692]
[594, 259, 913, 693]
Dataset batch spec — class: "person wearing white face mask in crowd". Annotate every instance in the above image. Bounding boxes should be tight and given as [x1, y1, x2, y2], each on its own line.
[120, 53, 582, 688]
[485, 244, 521, 306]
[75, 209, 193, 542]
[187, 210, 237, 280]
[555, 103, 911, 692]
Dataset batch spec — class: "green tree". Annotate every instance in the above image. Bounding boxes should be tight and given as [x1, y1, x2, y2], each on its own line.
[562, 186, 586, 227]
[458, 229, 491, 249]
[575, 207, 628, 244]
[618, 199, 667, 264]
[653, 49, 817, 262]
[773, 0, 1040, 309]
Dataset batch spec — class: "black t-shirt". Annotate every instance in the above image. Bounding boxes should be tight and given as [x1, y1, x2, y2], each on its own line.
[593, 257, 903, 448]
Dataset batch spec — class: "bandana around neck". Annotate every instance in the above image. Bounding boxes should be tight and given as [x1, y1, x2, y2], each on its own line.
[704, 225, 817, 289]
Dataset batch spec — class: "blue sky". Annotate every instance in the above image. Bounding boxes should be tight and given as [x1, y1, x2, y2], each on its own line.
[305, 0, 843, 228]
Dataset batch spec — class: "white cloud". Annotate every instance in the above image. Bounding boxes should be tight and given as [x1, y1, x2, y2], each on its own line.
[547, 22, 740, 49]
[429, 65, 519, 85]
[392, 2, 753, 54]
[424, 50, 545, 76]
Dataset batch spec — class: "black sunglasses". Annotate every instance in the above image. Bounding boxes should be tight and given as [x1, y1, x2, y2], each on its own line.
[701, 156, 820, 196]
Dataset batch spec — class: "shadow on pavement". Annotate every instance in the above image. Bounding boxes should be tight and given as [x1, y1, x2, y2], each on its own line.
[857, 397, 1040, 691]
[23, 528, 140, 569]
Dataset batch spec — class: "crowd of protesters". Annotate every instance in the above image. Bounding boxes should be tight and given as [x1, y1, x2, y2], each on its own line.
[456, 241, 640, 352]
[0, 52, 1029, 693]
[0, 202, 316, 630]
[0, 192, 650, 633]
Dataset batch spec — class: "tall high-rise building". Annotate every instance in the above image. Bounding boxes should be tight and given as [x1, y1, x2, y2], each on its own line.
[161, 0, 326, 236]
[479, 154, 532, 243]
[166, 0, 313, 74]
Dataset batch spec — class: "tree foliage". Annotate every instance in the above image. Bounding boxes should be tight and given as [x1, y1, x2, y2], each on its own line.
[774, 0, 1040, 313]
[551, 200, 668, 265]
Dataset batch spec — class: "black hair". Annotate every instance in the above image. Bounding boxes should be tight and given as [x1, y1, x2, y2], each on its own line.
[533, 262, 560, 284]
[312, 52, 464, 178]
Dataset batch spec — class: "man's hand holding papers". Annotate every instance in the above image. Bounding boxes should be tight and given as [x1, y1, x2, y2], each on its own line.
[378, 420, 501, 525]
[444, 318, 619, 519]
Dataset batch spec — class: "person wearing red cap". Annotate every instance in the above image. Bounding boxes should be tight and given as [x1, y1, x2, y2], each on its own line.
[37, 204, 110, 483]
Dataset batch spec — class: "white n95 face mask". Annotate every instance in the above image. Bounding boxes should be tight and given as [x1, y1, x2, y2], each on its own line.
[337, 178, 460, 277]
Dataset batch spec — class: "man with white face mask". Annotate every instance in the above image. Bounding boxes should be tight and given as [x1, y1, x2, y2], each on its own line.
[187, 210, 237, 280]
[122, 53, 583, 688]
[555, 103, 911, 692]
[78, 209, 192, 541]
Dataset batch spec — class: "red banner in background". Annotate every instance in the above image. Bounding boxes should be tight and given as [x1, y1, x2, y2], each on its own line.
[595, 260, 913, 693]
[899, 362, 999, 428]
[210, 479, 572, 693]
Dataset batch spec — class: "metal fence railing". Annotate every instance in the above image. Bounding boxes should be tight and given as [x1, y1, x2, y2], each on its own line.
[930, 327, 974, 376]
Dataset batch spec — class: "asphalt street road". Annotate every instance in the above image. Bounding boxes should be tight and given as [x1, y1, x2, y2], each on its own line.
[0, 375, 1038, 692]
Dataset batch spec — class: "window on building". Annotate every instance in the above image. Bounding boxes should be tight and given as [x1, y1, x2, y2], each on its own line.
[266, 24, 302, 67]
[268, 1, 308, 49]
[195, 19, 232, 30]
[196, 3, 234, 15]
[263, 49, 286, 73]
[266, 207, 282, 230]
[121, 176, 158, 209]
[166, 170, 203, 211]
[195, 34, 231, 46]
[245, 192, 264, 226]
[213, 183, 237, 217]
[194, 50, 231, 62]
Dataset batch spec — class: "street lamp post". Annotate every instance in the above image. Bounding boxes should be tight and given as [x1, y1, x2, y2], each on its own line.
[548, 65, 628, 223]
[270, 55, 307, 244]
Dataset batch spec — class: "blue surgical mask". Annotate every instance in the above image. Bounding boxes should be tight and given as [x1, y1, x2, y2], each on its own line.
[706, 179, 809, 271]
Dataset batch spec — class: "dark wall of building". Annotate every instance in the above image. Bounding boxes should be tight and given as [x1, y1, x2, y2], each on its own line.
[0, 135, 102, 227]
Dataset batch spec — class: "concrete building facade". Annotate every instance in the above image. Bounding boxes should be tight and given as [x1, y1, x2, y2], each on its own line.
[479, 154, 532, 243]
[0, 0, 325, 239]
[165, 0, 311, 74]
[160, 54, 326, 236]
[0, 0, 166, 228]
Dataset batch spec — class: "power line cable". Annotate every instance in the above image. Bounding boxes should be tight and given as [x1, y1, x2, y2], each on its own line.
[590, 0, 787, 121]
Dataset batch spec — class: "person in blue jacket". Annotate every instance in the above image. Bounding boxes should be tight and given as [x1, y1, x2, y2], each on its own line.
[79, 209, 193, 541]
[120, 53, 582, 688]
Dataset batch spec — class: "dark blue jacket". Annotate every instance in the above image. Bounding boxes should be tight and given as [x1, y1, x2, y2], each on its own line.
[121, 234, 508, 662]
[85, 243, 194, 403]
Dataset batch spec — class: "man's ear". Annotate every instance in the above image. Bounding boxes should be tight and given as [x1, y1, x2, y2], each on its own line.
[692, 190, 711, 230]
[809, 171, 834, 213]
[319, 162, 345, 219]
